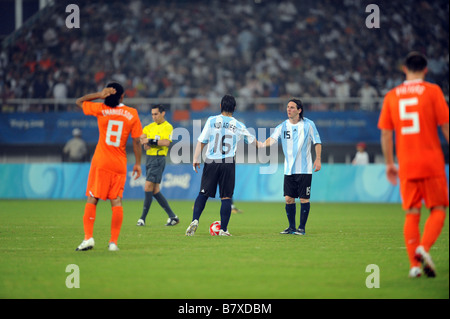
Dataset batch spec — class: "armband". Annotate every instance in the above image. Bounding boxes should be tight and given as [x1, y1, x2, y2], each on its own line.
[148, 139, 158, 146]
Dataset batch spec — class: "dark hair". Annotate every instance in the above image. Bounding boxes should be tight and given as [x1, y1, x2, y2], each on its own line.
[289, 98, 304, 120]
[220, 94, 236, 114]
[104, 82, 124, 107]
[152, 104, 165, 113]
[404, 52, 427, 72]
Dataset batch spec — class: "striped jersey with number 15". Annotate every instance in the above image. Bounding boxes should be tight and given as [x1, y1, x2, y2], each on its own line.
[271, 118, 321, 175]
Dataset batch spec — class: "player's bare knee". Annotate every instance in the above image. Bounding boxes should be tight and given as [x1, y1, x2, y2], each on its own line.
[110, 197, 122, 207]
[144, 181, 155, 192]
[285, 196, 295, 204]
[87, 197, 98, 205]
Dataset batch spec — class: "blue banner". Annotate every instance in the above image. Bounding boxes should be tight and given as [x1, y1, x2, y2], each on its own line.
[5, 163, 447, 203]
[0, 163, 89, 199]
[0, 111, 382, 145]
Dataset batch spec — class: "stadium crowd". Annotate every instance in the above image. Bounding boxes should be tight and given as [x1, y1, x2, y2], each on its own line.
[0, 0, 448, 112]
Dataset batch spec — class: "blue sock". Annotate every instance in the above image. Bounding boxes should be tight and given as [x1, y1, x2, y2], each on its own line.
[154, 192, 176, 218]
[299, 202, 310, 230]
[193, 193, 208, 221]
[220, 199, 232, 232]
[140, 191, 153, 221]
[285, 203, 296, 229]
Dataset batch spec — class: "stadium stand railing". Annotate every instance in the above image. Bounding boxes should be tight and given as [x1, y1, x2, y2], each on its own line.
[2, 96, 387, 113]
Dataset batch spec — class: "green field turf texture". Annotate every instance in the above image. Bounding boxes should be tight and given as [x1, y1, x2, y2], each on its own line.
[0, 200, 448, 299]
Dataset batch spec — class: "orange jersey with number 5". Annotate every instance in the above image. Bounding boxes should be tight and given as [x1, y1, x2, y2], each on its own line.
[83, 101, 142, 175]
[378, 79, 449, 180]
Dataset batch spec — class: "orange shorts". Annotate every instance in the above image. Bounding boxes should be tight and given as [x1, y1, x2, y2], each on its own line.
[86, 166, 126, 200]
[400, 175, 449, 210]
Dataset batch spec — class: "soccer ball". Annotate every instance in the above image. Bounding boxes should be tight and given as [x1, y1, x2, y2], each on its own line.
[209, 221, 221, 236]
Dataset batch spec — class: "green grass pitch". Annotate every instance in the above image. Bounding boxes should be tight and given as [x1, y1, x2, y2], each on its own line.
[0, 199, 448, 299]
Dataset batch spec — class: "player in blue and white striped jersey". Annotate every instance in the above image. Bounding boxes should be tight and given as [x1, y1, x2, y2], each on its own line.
[197, 110, 256, 162]
[262, 98, 322, 235]
[186, 94, 261, 236]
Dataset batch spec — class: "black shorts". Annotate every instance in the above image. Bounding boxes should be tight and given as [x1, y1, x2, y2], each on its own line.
[199, 159, 235, 198]
[284, 174, 312, 199]
[145, 155, 166, 184]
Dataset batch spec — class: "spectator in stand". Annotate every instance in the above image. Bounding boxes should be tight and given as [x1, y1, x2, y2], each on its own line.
[352, 142, 369, 165]
[52, 74, 68, 112]
[358, 82, 378, 111]
[63, 128, 89, 162]
[1, 0, 448, 112]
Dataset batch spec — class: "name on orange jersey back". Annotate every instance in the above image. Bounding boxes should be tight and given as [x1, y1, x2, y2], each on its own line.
[395, 83, 425, 96]
[101, 108, 134, 120]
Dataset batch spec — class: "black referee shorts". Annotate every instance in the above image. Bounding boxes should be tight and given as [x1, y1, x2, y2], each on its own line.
[199, 159, 235, 198]
[283, 174, 312, 199]
[145, 155, 166, 184]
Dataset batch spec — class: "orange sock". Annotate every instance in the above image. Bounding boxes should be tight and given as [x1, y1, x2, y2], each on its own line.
[404, 213, 421, 268]
[110, 206, 124, 245]
[421, 209, 446, 252]
[83, 203, 97, 240]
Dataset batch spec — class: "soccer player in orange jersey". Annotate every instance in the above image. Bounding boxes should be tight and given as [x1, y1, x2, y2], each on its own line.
[378, 52, 449, 278]
[75, 82, 143, 251]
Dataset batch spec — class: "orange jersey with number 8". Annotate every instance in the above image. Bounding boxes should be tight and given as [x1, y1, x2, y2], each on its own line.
[378, 79, 449, 180]
[83, 101, 142, 175]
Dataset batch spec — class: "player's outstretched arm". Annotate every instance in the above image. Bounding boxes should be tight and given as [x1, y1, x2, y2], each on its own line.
[258, 137, 276, 148]
[249, 139, 263, 148]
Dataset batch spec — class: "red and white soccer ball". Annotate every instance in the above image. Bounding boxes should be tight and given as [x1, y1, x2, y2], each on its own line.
[209, 221, 221, 236]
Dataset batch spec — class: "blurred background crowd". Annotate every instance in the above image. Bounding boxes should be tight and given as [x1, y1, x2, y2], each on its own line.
[0, 0, 448, 112]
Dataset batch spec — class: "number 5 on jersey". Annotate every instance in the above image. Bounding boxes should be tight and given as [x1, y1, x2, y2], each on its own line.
[399, 98, 420, 135]
[106, 120, 124, 147]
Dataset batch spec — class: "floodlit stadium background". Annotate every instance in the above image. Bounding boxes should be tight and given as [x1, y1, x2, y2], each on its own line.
[0, 0, 448, 201]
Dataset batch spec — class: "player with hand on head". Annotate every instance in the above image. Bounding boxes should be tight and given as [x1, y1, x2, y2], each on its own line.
[260, 98, 322, 235]
[378, 52, 449, 278]
[186, 94, 262, 236]
[75, 82, 142, 251]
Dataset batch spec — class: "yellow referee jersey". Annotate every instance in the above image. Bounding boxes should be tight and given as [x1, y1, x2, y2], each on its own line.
[142, 121, 173, 156]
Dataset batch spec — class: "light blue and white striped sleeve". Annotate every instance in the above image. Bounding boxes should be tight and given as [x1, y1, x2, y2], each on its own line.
[198, 116, 213, 144]
[238, 121, 256, 144]
[270, 122, 284, 142]
[308, 119, 321, 144]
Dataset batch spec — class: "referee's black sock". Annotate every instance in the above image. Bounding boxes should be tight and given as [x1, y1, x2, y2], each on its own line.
[220, 198, 232, 232]
[140, 191, 153, 221]
[193, 193, 208, 221]
[299, 202, 310, 230]
[154, 192, 176, 218]
[285, 203, 296, 229]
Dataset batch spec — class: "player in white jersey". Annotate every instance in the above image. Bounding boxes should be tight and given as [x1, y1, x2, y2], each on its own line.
[186, 95, 261, 236]
[261, 99, 322, 235]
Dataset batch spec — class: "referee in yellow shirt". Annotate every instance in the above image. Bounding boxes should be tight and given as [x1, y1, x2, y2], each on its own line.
[137, 104, 179, 226]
